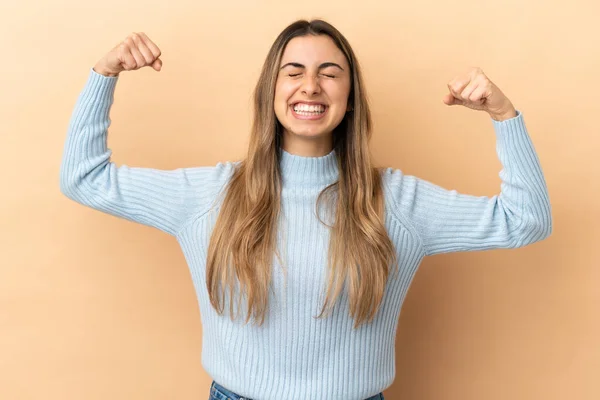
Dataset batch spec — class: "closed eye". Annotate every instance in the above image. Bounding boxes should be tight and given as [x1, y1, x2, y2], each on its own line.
[288, 73, 336, 78]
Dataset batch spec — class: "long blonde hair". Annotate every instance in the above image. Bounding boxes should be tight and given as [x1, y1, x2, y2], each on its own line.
[206, 19, 397, 329]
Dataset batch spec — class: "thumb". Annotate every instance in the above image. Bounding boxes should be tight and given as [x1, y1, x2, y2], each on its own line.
[151, 58, 162, 71]
[443, 93, 462, 106]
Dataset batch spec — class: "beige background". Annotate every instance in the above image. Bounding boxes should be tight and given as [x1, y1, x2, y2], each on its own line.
[1, 0, 599, 399]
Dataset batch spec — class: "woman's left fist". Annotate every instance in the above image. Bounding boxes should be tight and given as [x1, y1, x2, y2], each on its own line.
[443, 67, 517, 121]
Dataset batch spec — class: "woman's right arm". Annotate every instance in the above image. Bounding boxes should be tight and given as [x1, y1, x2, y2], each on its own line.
[60, 33, 236, 236]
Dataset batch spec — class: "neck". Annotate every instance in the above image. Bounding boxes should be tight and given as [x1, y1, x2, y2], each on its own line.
[280, 131, 333, 157]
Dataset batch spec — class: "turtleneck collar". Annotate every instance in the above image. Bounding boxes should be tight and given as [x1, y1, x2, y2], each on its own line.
[279, 147, 339, 186]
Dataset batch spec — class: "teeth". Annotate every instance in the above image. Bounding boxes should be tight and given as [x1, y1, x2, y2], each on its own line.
[293, 103, 326, 113]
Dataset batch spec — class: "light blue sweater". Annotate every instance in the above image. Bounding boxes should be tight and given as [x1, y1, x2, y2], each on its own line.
[60, 69, 552, 399]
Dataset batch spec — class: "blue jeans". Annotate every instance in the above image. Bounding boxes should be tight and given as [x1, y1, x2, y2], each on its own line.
[209, 380, 385, 400]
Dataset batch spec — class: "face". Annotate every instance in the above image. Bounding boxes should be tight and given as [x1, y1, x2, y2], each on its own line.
[274, 35, 352, 150]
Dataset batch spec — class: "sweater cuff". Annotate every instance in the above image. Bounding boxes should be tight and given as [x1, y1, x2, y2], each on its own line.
[85, 67, 119, 97]
[75, 68, 120, 117]
[491, 109, 526, 137]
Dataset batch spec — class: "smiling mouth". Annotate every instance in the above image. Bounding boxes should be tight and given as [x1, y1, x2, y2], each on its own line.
[290, 103, 328, 119]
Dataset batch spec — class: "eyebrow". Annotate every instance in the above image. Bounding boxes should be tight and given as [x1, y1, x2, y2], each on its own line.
[279, 62, 345, 71]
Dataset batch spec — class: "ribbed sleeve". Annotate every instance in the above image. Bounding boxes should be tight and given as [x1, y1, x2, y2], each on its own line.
[59, 68, 236, 236]
[382, 110, 553, 256]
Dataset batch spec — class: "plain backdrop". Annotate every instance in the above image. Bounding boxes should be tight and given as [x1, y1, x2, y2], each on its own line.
[1, 0, 599, 399]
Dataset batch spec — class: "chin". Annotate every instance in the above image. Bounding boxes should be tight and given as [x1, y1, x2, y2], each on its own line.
[288, 120, 332, 136]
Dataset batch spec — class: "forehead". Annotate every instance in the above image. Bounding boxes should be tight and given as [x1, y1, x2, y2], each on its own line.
[280, 35, 348, 67]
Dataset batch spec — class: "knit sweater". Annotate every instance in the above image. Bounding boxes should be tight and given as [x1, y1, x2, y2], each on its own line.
[59, 68, 552, 400]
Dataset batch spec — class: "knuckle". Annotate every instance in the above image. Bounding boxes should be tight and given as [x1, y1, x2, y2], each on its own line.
[128, 33, 140, 45]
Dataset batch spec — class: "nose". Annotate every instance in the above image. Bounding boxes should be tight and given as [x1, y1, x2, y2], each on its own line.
[301, 74, 321, 96]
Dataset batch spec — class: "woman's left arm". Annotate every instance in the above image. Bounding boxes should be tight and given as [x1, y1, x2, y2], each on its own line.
[383, 68, 553, 256]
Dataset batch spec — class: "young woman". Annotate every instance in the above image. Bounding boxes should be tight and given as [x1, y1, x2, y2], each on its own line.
[60, 19, 552, 400]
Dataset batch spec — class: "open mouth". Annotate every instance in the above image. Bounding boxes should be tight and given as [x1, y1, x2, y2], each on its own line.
[290, 102, 328, 119]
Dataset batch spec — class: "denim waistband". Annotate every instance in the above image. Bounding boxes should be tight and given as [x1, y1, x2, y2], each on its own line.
[210, 380, 384, 400]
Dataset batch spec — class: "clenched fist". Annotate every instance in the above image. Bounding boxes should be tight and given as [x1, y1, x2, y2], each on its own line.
[93, 32, 162, 77]
[443, 67, 517, 121]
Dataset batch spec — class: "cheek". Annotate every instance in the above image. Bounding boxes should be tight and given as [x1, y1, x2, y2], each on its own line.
[275, 81, 297, 102]
[324, 81, 351, 105]
[274, 83, 292, 121]
[274, 82, 302, 119]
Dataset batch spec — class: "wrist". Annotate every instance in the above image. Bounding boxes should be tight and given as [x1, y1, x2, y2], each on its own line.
[489, 105, 517, 121]
[93, 64, 119, 77]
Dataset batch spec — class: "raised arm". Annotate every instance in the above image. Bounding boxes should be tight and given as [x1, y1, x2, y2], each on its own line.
[382, 68, 552, 256]
[59, 33, 236, 236]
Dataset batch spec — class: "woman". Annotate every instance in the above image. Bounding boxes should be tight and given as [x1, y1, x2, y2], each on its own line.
[60, 19, 552, 400]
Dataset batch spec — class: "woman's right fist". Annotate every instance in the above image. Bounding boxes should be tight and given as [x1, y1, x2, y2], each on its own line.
[93, 32, 162, 77]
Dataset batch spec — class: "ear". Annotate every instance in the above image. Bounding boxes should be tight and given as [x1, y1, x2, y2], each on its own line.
[346, 104, 354, 112]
